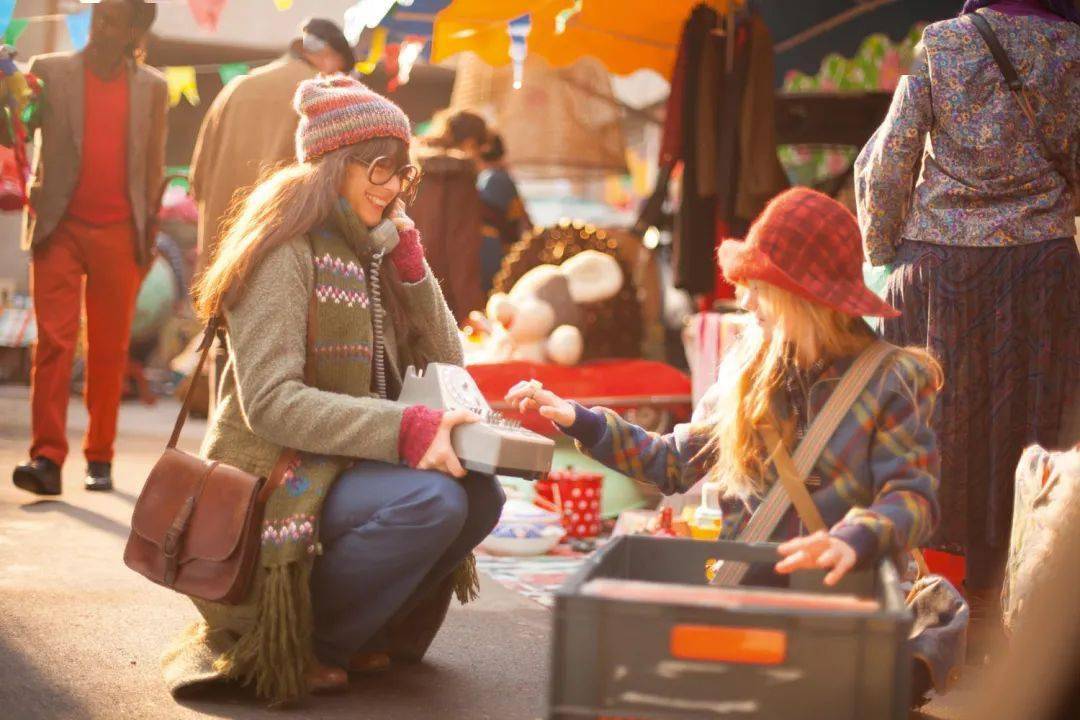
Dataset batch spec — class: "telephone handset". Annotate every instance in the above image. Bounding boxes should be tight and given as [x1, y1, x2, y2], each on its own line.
[397, 363, 555, 480]
[369, 218, 400, 255]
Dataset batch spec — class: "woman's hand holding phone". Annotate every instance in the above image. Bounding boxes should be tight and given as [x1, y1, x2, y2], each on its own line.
[505, 380, 575, 427]
[416, 409, 479, 478]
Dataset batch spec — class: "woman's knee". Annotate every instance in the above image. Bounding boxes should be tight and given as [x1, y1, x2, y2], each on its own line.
[381, 470, 469, 539]
[465, 473, 506, 533]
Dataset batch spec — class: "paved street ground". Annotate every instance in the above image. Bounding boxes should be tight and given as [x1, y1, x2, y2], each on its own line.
[0, 387, 549, 720]
[0, 385, 977, 719]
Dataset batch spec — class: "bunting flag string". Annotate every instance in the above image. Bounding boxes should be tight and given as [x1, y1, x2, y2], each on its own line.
[355, 27, 387, 75]
[3, 18, 27, 45]
[217, 62, 250, 86]
[0, 0, 14, 37]
[555, 0, 582, 35]
[393, 36, 425, 89]
[187, 0, 228, 32]
[508, 14, 532, 91]
[64, 9, 92, 51]
[345, 0, 400, 45]
[2, 9, 92, 52]
[161, 62, 256, 106]
[164, 66, 200, 107]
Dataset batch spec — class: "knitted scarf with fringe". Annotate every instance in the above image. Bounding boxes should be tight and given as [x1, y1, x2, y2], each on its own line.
[189, 208, 479, 706]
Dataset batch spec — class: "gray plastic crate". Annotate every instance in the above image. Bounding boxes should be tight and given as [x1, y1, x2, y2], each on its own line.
[548, 535, 912, 720]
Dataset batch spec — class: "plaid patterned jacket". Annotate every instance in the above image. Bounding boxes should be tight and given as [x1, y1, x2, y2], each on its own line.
[563, 350, 941, 567]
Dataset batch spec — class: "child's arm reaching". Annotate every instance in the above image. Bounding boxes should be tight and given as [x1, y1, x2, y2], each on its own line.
[505, 381, 708, 495]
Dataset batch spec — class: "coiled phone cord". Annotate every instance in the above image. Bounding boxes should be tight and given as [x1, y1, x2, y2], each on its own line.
[369, 249, 388, 399]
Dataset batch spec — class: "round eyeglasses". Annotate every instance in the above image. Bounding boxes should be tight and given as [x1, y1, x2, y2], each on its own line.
[365, 156, 422, 204]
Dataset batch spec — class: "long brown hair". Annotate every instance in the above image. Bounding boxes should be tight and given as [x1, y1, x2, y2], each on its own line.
[193, 138, 415, 342]
[697, 281, 943, 499]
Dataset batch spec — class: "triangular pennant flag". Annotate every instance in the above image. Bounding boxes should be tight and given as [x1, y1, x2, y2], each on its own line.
[218, 62, 249, 86]
[164, 66, 200, 107]
[508, 14, 531, 90]
[344, 0, 396, 45]
[354, 27, 387, 75]
[0, 0, 15, 36]
[273, 0, 293, 11]
[66, 9, 93, 51]
[555, 0, 582, 35]
[187, 0, 228, 32]
[4, 17, 27, 45]
[396, 37, 425, 88]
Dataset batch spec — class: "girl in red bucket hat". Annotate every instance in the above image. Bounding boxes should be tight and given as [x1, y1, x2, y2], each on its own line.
[508, 188, 965, 697]
[510, 187, 944, 586]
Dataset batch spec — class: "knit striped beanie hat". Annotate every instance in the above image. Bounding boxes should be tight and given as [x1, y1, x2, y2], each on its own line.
[294, 76, 411, 163]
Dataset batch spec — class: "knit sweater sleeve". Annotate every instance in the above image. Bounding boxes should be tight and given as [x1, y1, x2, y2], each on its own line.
[224, 239, 411, 464]
[398, 256, 465, 367]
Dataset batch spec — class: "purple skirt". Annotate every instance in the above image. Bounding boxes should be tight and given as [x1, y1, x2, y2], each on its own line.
[882, 238, 1079, 553]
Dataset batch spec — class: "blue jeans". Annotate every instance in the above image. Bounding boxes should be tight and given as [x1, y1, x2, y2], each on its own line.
[310, 461, 505, 667]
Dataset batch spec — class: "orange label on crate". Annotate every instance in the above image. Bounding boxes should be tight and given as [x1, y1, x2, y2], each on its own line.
[669, 624, 787, 665]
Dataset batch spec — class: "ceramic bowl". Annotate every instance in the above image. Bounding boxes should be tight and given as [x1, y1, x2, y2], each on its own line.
[480, 524, 565, 557]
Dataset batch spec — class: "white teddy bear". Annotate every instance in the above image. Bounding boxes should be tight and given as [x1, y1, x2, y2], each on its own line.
[484, 250, 624, 366]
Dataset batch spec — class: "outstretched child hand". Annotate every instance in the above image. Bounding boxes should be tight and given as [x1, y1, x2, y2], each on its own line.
[505, 380, 575, 427]
[774, 530, 858, 586]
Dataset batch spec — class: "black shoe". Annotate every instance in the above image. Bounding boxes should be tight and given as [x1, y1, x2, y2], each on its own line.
[12, 457, 62, 496]
[85, 462, 113, 492]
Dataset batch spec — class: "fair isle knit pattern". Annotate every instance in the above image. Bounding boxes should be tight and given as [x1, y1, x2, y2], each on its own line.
[294, 76, 411, 162]
[315, 283, 370, 307]
[312, 341, 374, 363]
[261, 514, 317, 549]
[313, 252, 366, 283]
[307, 208, 380, 394]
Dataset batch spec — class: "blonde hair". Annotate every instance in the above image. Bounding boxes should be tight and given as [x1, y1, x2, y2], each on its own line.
[696, 281, 942, 499]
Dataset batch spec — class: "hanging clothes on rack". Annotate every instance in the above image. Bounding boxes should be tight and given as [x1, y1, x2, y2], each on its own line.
[670, 4, 722, 297]
[643, 3, 787, 302]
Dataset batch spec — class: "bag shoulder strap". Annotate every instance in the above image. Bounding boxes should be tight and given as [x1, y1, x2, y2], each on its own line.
[767, 341, 930, 580]
[735, 340, 896, 545]
[792, 340, 896, 480]
[966, 11, 1065, 175]
[763, 341, 896, 532]
[760, 424, 827, 533]
[167, 315, 220, 449]
[967, 12, 1022, 92]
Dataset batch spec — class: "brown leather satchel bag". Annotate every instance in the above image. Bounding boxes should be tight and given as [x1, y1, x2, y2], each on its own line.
[124, 317, 286, 604]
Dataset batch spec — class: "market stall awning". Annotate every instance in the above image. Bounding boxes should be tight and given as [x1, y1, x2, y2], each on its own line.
[429, 0, 743, 77]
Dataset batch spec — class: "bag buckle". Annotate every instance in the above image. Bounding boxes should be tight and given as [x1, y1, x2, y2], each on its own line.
[163, 526, 182, 558]
[161, 497, 196, 587]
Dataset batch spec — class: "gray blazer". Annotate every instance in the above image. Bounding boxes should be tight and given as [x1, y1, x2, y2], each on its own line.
[22, 52, 168, 265]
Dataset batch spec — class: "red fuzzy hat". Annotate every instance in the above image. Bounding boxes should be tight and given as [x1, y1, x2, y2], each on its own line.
[717, 187, 899, 318]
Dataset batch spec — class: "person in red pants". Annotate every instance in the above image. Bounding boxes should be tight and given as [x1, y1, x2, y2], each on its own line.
[8, 0, 166, 494]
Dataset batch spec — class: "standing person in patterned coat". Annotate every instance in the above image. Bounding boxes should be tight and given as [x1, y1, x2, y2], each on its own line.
[855, 0, 1080, 653]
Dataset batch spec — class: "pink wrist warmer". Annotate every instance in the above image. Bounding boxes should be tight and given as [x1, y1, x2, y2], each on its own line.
[399, 405, 443, 468]
[390, 227, 425, 283]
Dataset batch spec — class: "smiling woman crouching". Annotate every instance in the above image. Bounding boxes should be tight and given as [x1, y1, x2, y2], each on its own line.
[162, 77, 504, 705]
